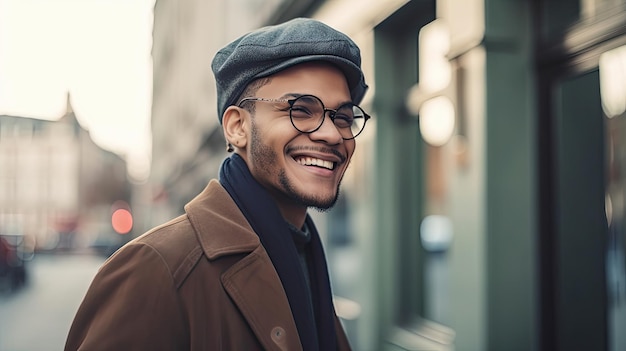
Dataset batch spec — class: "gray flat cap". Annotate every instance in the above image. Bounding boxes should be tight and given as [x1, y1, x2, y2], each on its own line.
[211, 17, 368, 123]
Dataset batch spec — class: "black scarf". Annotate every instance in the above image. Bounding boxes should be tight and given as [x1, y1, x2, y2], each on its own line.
[219, 154, 337, 351]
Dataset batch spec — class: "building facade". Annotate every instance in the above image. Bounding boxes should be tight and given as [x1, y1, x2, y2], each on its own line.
[0, 95, 131, 252]
[148, 0, 626, 350]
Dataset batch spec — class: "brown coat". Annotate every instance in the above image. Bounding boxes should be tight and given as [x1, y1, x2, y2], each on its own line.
[65, 180, 351, 351]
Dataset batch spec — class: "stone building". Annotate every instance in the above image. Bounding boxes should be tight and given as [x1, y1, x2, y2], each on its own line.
[0, 94, 130, 252]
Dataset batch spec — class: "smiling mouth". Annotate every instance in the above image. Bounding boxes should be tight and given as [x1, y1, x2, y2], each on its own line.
[294, 156, 336, 170]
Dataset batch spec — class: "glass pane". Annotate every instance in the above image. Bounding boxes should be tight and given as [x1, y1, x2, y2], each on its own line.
[540, 0, 581, 39]
[555, 70, 607, 351]
[539, 0, 626, 41]
[601, 45, 626, 351]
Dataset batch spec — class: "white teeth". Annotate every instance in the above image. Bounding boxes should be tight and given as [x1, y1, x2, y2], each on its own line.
[296, 157, 334, 170]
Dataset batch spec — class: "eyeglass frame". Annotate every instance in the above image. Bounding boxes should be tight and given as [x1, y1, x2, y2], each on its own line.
[237, 94, 370, 140]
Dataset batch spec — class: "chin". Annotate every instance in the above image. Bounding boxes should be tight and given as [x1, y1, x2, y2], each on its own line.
[299, 185, 342, 210]
[280, 171, 341, 210]
[308, 196, 338, 211]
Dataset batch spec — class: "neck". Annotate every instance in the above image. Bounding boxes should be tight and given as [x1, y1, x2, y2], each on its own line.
[277, 204, 307, 229]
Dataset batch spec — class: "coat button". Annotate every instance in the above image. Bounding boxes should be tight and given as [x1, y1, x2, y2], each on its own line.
[271, 326, 286, 342]
[272, 327, 287, 350]
[271, 326, 289, 350]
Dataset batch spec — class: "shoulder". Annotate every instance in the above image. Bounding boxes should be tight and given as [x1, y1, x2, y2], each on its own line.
[135, 214, 204, 287]
[100, 180, 260, 287]
[137, 215, 200, 267]
[96, 214, 200, 291]
[104, 180, 259, 285]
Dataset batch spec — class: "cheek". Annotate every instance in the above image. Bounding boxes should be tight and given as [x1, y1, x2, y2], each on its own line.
[253, 117, 297, 142]
[264, 127, 302, 156]
[346, 141, 356, 159]
[249, 122, 292, 171]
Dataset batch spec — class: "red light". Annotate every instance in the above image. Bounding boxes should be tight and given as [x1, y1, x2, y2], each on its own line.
[112, 209, 133, 234]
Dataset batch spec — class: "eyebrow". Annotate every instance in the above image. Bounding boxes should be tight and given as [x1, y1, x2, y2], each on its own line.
[279, 93, 353, 107]
[278, 93, 302, 100]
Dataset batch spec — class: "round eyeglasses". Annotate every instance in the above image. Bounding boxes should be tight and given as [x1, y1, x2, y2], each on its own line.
[238, 94, 370, 140]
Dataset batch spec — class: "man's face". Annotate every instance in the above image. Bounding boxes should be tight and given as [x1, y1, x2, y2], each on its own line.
[242, 62, 356, 213]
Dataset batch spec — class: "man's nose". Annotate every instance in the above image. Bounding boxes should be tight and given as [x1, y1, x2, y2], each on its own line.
[309, 111, 344, 144]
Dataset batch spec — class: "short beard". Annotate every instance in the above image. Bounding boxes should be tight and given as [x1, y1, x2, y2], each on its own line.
[250, 120, 341, 211]
[278, 169, 341, 211]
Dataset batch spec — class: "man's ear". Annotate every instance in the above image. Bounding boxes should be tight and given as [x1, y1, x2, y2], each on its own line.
[222, 106, 249, 150]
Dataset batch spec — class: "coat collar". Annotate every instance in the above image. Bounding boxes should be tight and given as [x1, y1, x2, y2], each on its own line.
[184, 179, 260, 260]
[184, 179, 303, 350]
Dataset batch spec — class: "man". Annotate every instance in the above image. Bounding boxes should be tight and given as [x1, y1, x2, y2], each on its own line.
[65, 17, 369, 351]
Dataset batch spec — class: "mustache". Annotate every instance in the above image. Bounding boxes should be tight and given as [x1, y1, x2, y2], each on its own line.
[286, 145, 347, 164]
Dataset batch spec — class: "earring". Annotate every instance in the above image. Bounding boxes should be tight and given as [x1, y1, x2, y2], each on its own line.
[226, 143, 234, 152]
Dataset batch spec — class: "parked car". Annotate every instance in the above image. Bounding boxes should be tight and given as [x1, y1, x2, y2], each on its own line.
[0, 233, 31, 293]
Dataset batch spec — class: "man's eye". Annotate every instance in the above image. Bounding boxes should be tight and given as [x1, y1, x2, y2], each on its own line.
[333, 114, 354, 127]
[291, 107, 315, 117]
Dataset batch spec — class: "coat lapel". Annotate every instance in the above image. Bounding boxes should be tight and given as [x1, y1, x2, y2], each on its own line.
[185, 180, 302, 351]
[221, 248, 302, 351]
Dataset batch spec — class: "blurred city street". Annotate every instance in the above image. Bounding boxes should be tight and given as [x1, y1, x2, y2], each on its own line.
[0, 0, 626, 350]
[0, 253, 105, 351]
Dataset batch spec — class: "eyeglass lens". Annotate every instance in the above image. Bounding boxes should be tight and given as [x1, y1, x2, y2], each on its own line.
[290, 95, 366, 139]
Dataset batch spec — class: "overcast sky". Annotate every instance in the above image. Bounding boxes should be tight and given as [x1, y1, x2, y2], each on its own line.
[0, 0, 155, 181]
